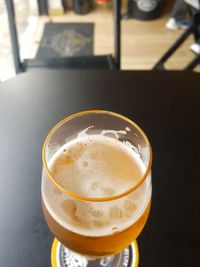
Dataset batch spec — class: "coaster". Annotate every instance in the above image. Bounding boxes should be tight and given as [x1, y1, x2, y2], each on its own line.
[51, 238, 139, 267]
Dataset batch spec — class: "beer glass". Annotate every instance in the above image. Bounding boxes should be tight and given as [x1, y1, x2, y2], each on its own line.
[42, 110, 152, 267]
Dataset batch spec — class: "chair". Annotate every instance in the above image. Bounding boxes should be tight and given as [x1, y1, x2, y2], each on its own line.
[5, 0, 121, 73]
[153, 0, 200, 71]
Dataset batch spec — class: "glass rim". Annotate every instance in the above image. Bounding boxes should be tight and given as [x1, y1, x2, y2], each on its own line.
[42, 110, 152, 202]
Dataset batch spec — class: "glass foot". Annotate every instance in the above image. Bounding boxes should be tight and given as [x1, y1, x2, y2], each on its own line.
[51, 238, 139, 267]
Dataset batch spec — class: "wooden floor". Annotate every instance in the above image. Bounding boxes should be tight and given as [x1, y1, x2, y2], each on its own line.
[30, 1, 200, 72]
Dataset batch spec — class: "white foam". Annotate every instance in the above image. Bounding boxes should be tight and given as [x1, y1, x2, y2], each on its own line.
[42, 134, 151, 237]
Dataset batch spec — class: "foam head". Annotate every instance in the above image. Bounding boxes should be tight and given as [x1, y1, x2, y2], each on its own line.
[42, 134, 151, 237]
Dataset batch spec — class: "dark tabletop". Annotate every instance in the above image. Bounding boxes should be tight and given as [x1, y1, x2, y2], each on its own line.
[0, 70, 200, 267]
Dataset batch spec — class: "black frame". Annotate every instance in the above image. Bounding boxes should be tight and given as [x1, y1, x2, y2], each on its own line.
[114, 0, 121, 69]
[153, 10, 200, 71]
[5, 0, 24, 73]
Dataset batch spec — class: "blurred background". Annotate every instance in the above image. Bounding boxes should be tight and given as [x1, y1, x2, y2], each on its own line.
[1, 0, 200, 81]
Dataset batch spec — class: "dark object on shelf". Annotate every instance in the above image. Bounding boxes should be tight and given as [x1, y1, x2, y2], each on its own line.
[73, 0, 92, 14]
[123, 0, 163, 21]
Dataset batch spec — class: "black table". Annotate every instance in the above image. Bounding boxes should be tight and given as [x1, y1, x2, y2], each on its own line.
[0, 70, 200, 267]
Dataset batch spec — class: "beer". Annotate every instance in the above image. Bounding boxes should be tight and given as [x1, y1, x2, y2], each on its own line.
[42, 134, 151, 257]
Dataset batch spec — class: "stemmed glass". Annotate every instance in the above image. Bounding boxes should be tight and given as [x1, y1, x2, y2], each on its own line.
[41, 110, 152, 267]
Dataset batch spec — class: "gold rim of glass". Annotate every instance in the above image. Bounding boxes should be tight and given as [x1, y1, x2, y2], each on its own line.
[42, 110, 152, 202]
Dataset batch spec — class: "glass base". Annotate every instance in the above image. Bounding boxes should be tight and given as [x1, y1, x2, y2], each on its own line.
[51, 238, 139, 267]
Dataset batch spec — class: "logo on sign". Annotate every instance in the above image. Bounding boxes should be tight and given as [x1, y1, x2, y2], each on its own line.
[134, 0, 159, 12]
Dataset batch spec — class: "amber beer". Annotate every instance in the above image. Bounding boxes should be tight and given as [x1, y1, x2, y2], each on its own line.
[42, 133, 152, 257]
